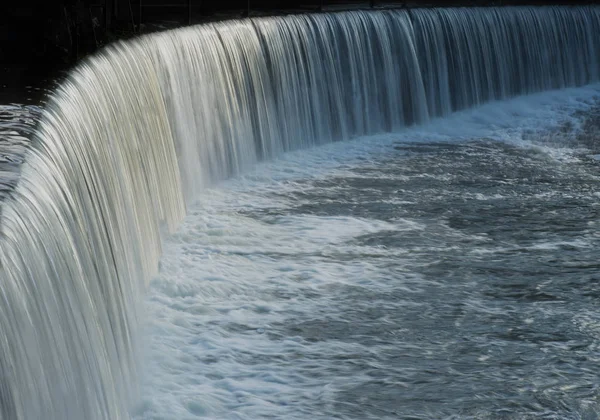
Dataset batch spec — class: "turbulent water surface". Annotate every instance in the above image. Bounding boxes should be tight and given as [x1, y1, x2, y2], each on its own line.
[0, 5, 599, 420]
[137, 87, 600, 420]
[0, 105, 38, 206]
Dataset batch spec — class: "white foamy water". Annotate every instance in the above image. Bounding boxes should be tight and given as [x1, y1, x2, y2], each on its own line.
[136, 84, 600, 419]
[1, 6, 599, 419]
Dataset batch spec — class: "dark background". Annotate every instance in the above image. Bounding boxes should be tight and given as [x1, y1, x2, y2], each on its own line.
[1, 0, 596, 102]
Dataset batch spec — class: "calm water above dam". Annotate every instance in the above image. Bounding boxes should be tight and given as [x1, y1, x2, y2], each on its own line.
[0, 5, 599, 420]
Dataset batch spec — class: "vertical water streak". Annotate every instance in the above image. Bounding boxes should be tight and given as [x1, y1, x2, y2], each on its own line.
[0, 6, 598, 420]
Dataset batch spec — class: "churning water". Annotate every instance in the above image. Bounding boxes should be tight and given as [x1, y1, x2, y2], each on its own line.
[0, 6, 599, 420]
[135, 88, 600, 420]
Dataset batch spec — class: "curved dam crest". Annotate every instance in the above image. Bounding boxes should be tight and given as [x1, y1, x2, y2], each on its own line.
[0, 6, 599, 419]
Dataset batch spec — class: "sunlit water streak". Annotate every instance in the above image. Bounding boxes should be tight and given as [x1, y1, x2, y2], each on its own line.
[0, 6, 599, 420]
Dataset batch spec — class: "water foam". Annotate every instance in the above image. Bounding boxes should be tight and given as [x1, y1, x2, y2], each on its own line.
[0, 6, 599, 419]
[138, 83, 600, 419]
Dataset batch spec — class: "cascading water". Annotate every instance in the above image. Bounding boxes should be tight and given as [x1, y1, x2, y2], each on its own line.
[0, 6, 599, 420]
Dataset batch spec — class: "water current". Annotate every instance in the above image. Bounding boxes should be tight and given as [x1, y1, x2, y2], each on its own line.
[137, 87, 600, 419]
[0, 5, 599, 420]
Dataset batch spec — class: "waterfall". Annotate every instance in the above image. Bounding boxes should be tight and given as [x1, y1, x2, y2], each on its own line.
[0, 6, 598, 419]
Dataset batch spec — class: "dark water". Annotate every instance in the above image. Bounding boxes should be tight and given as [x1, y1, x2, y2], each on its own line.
[137, 89, 600, 419]
[276, 140, 600, 419]
[0, 105, 38, 206]
[3, 6, 599, 419]
[1, 94, 597, 420]
[3, 98, 597, 420]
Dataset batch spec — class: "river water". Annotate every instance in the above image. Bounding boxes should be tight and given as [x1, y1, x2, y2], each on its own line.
[2, 89, 598, 420]
[1, 6, 599, 420]
[0, 105, 39, 206]
[135, 85, 600, 420]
